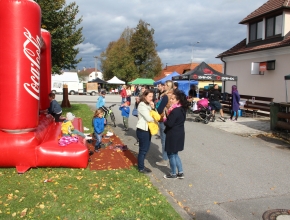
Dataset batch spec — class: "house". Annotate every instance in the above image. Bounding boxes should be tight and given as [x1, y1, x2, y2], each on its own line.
[217, 0, 290, 102]
[154, 63, 223, 89]
[78, 67, 104, 82]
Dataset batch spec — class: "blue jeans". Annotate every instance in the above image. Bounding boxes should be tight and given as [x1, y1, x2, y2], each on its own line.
[94, 132, 102, 150]
[167, 152, 183, 175]
[158, 122, 168, 160]
[136, 128, 151, 170]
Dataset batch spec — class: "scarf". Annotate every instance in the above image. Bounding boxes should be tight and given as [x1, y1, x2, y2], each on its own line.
[163, 103, 181, 121]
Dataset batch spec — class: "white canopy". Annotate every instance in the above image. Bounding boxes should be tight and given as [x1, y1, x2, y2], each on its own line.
[107, 76, 125, 84]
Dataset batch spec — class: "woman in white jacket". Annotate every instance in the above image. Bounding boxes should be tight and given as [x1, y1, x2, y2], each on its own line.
[136, 89, 155, 173]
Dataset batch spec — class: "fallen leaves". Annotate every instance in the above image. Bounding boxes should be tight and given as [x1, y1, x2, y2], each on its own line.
[21, 208, 28, 217]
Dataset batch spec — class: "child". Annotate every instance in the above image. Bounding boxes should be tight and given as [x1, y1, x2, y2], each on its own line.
[47, 92, 62, 122]
[92, 109, 106, 152]
[119, 101, 130, 131]
[96, 90, 109, 118]
[61, 112, 89, 144]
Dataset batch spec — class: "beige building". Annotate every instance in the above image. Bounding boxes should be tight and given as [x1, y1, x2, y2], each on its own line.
[217, 0, 290, 102]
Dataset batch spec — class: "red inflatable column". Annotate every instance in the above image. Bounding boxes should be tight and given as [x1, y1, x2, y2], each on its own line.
[39, 29, 52, 111]
[0, 0, 41, 132]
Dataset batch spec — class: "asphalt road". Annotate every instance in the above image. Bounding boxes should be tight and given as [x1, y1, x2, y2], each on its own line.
[56, 94, 290, 220]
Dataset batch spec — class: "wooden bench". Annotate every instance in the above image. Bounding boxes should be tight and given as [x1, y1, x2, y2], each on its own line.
[221, 94, 273, 117]
[240, 102, 260, 117]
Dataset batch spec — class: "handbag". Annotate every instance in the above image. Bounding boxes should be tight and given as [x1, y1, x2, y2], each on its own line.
[132, 108, 138, 117]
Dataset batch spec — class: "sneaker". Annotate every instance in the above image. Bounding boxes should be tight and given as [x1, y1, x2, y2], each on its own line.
[164, 173, 177, 179]
[94, 149, 100, 153]
[122, 128, 129, 131]
[139, 167, 152, 173]
[177, 173, 184, 179]
[232, 119, 237, 122]
[134, 141, 139, 146]
[85, 136, 92, 140]
[106, 131, 113, 136]
[227, 118, 232, 121]
[156, 160, 168, 167]
[219, 117, 226, 122]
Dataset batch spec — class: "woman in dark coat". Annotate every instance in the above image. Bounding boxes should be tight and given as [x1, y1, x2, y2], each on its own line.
[163, 90, 187, 179]
[229, 85, 240, 121]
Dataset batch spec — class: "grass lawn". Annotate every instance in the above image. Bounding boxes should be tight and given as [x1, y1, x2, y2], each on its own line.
[0, 104, 182, 220]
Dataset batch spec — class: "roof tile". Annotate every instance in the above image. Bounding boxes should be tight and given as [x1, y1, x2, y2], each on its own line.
[240, 0, 290, 24]
[217, 34, 290, 57]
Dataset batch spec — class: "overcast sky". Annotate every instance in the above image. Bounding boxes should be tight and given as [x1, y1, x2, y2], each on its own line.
[66, 0, 267, 71]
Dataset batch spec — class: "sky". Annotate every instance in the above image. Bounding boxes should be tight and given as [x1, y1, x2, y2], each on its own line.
[66, 0, 267, 71]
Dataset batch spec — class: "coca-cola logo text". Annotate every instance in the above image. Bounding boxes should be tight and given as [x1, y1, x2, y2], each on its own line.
[23, 28, 41, 100]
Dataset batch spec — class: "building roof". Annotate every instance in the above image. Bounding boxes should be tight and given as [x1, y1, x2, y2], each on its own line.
[217, 30, 290, 58]
[154, 63, 223, 81]
[240, 0, 290, 24]
[78, 68, 95, 77]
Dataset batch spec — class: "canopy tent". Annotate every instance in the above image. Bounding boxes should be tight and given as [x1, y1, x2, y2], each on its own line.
[128, 78, 155, 85]
[107, 76, 125, 84]
[154, 71, 198, 95]
[154, 71, 180, 86]
[175, 80, 198, 96]
[172, 61, 237, 82]
[88, 77, 107, 84]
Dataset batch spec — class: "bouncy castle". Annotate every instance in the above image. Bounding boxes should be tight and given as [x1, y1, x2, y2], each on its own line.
[0, 0, 88, 173]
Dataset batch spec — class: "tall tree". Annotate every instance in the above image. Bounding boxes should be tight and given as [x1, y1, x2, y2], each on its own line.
[35, 0, 84, 73]
[129, 20, 162, 78]
[100, 28, 138, 82]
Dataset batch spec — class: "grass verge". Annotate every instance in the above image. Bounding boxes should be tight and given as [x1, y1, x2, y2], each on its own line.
[0, 104, 182, 220]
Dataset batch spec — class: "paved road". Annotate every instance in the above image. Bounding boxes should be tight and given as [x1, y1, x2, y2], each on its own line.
[57, 94, 290, 220]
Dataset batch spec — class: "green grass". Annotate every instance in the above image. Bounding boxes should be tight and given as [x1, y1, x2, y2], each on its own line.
[0, 104, 182, 220]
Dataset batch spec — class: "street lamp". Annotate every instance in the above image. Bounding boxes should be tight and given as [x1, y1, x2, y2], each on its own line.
[191, 41, 200, 64]
[93, 56, 99, 72]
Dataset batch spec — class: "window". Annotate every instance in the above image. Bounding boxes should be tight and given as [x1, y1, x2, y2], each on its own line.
[266, 14, 282, 37]
[249, 21, 263, 41]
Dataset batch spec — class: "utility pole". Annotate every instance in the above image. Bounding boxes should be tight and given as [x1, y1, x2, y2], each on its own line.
[190, 41, 200, 64]
[94, 56, 98, 72]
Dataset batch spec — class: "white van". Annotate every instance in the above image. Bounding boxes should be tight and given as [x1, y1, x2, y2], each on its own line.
[51, 72, 81, 95]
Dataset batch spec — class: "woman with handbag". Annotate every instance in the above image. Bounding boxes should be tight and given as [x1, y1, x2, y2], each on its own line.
[136, 89, 155, 173]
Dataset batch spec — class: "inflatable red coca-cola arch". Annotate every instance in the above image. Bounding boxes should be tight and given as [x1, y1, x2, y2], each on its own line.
[0, 0, 88, 173]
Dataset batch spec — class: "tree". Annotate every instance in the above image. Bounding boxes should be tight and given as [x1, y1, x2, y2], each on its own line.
[35, 0, 84, 73]
[129, 20, 162, 78]
[100, 28, 138, 83]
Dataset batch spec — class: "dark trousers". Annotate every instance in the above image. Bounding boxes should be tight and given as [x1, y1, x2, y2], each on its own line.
[230, 110, 238, 120]
[136, 128, 152, 170]
[52, 112, 62, 122]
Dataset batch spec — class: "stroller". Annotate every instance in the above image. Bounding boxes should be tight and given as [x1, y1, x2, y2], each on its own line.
[191, 99, 215, 124]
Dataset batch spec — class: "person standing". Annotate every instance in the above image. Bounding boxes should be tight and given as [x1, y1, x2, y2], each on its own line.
[229, 85, 240, 122]
[209, 84, 226, 122]
[136, 89, 155, 173]
[163, 90, 187, 179]
[96, 91, 109, 118]
[119, 101, 130, 131]
[120, 85, 127, 104]
[156, 80, 174, 166]
[173, 81, 179, 91]
[188, 85, 197, 98]
[126, 85, 132, 105]
[92, 109, 106, 152]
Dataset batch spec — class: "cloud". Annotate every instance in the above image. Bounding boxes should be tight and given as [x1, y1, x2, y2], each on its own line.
[75, 42, 100, 54]
[65, 0, 267, 69]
